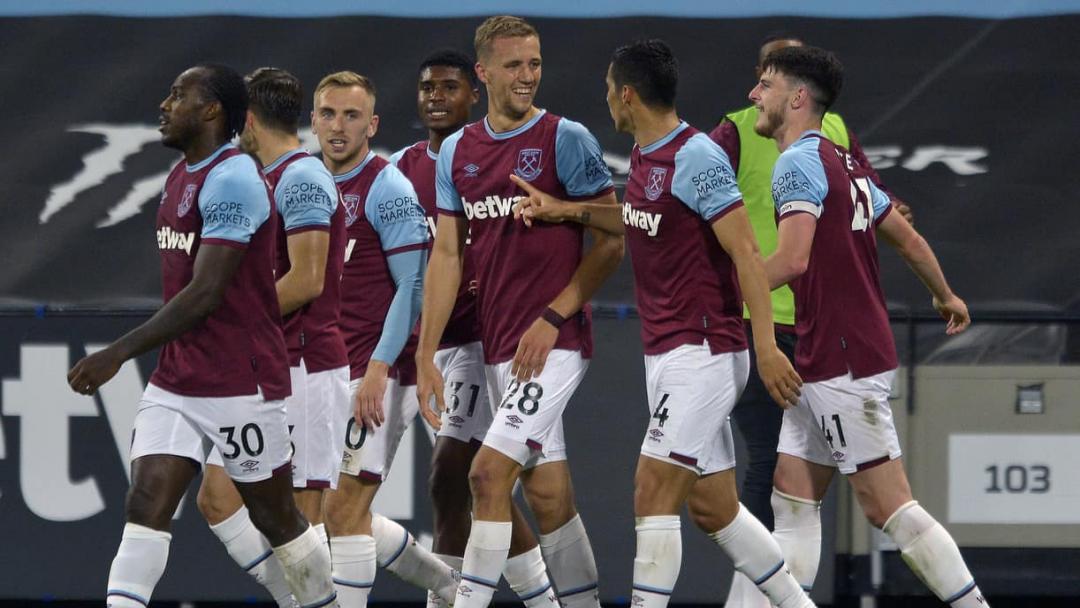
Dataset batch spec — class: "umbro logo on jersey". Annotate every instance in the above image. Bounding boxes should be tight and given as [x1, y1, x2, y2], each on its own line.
[464, 163, 480, 177]
[462, 195, 523, 221]
[156, 226, 195, 255]
[622, 202, 662, 237]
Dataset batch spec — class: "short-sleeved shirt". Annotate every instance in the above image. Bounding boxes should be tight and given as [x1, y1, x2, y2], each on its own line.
[263, 149, 349, 373]
[772, 131, 898, 382]
[336, 151, 430, 381]
[435, 110, 614, 364]
[623, 122, 748, 356]
[391, 140, 480, 350]
[150, 143, 290, 400]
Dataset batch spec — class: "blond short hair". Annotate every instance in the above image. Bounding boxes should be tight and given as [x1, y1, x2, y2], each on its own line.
[313, 71, 376, 105]
[474, 15, 539, 60]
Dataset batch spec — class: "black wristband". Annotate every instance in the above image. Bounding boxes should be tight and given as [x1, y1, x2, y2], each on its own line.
[541, 307, 567, 328]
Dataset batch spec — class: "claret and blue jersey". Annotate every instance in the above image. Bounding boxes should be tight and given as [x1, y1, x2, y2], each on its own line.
[433, 110, 614, 364]
[622, 121, 748, 356]
[772, 131, 899, 382]
[335, 150, 429, 381]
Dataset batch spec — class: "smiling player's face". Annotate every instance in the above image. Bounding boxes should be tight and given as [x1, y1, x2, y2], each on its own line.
[418, 66, 478, 135]
[749, 67, 790, 139]
[312, 85, 378, 174]
[478, 35, 542, 122]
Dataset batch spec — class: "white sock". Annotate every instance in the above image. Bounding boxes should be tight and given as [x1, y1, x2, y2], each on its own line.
[723, 571, 772, 608]
[772, 489, 822, 592]
[505, 545, 558, 607]
[208, 506, 295, 607]
[331, 535, 377, 607]
[883, 501, 988, 607]
[708, 504, 814, 608]
[372, 513, 458, 601]
[106, 523, 171, 608]
[631, 515, 682, 608]
[314, 522, 328, 545]
[428, 554, 464, 608]
[539, 514, 601, 608]
[273, 525, 337, 608]
[456, 520, 512, 608]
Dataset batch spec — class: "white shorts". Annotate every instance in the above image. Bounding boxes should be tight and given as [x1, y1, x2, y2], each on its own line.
[341, 376, 419, 481]
[777, 369, 901, 475]
[133, 383, 291, 483]
[483, 349, 588, 469]
[289, 362, 351, 490]
[435, 342, 493, 445]
[640, 344, 749, 475]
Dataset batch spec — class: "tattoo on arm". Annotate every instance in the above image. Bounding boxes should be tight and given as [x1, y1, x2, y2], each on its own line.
[579, 210, 591, 226]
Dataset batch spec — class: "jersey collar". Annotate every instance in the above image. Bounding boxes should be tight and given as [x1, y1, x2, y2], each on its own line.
[262, 147, 307, 175]
[333, 150, 376, 183]
[185, 142, 234, 173]
[483, 109, 547, 140]
[639, 121, 689, 156]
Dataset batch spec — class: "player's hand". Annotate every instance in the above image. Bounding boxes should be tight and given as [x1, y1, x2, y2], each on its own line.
[510, 174, 570, 227]
[756, 345, 803, 409]
[933, 294, 970, 335]
[416, 356, 447, 430]
[355, 361, 390, 429]
[67, 347, 123, 395]
[512, 316, 559, 381]
[892, 198, 914, 227]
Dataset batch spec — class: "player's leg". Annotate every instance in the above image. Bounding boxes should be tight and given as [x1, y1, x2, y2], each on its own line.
[106, 387, 205, 608]
[629, 454, 697, 608]
[507, 350, 598, 608]
[724, 325, 793, 608]
[197, 461, 294, 607]
[205, 393, 335, 608]
[108, 454, 198, 607]
[838, 371, 989, 608]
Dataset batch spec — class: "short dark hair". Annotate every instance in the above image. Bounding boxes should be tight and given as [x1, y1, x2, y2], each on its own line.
[194, 63, 248, 140]
[419, 48, 479, 89]
[610, 39, 679, 109]
[760, 45, 843, 113]
[245, 67, 302, 134]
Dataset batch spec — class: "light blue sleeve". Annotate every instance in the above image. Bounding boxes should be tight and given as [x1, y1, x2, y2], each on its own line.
[867, 178, 892, 220]
[555, 118, 614, 198]
[199, 155, 270, 244]
[671, 133, 743, 222]
[771, 142, 829, 219]
[370, 249, 427, 365]
[365, 165, 430, 253]
[277, 157, 337, 232]
[388, 145, 408, 167]
[435, 129, 465, 214]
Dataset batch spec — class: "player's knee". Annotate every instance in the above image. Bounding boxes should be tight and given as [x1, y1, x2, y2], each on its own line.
[429, 457, 470, 511]
[687, 496, 727, 533]
[855, 488, 891, 529]
[468, 459, 512, 506]
[124, 482, 173, 530]
[195, 482, 233, 525]
[632, 469, 665, 514]
[246, 499, 302, 546]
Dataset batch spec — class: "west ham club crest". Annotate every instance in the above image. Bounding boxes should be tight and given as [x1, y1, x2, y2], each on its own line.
[343, 194, 361, 226]
[514, 148, 543, 181]
[644, 166, 667, 201]
[177, 184, 197, 217]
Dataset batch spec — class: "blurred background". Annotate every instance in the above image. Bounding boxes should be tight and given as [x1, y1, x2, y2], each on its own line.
[1, 0, 1079, 605]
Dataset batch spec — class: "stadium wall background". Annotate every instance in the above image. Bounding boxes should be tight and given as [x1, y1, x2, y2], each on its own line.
[1, 5, 1079, 603]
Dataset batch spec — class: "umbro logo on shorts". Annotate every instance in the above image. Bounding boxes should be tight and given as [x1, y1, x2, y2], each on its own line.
[648, 428, 664, 440]
[449, 415, 465, 424]
[240, 459, 260, 472]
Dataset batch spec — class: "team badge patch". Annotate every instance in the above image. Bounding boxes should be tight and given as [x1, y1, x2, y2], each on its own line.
[343, 194, 361, 226]
[645, 166, 668, 201]
[514, 148, 543, 181]
[177, 184, 197, 217]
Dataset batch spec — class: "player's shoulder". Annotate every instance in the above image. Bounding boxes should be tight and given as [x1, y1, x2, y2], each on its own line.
[205, 149, 263, 191]
[778, 134, 825, 168]
[389, 140, 426, 166]
[554, 114, 598, 143]
[370, 159, 416, 197]
[281, 154, 333, 182]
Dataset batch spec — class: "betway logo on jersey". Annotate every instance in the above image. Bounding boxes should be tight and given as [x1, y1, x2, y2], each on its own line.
[461, 195, 523, 221]
[156, 226, 195, 255]
[623, 202, 662, 237]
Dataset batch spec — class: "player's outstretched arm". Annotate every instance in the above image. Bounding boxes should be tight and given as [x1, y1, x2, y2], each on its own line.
[416, 214, 468, 428]
[276, 231, 330, 316]
[509, 174, 625, 236]
[67, 244, 245, 394]
[511, 190, 624, 381]
[876, 210, 970, 335]
[713, 208, 802, 408]
[765, 213, 817, 290]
